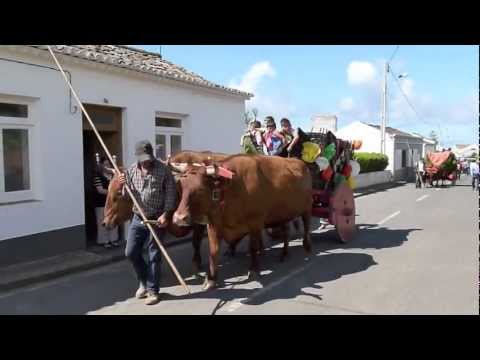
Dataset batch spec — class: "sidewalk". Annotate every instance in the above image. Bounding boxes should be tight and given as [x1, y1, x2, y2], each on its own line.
[0, 181, 403, 293]
[0, 237, 192, 292]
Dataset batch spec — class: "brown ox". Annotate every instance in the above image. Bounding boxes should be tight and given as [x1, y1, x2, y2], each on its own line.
[172, 154, 313, 290]
[102, 150, 228, 275]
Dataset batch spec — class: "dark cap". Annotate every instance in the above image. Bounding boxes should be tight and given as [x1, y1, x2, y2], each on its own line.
[134, 140, 154, 162]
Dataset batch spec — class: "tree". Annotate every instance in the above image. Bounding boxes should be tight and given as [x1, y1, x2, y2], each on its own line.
[429, 130, 438, 142]
[251, 108, 258, 120]
[244, 107, 259, 125]
[243, 111, 251, 125]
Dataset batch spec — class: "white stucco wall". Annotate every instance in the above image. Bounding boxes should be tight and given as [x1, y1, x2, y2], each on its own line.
[355, 170, 393, 189]
[0, 46, 247, 241]
[335, 121, 395, 172]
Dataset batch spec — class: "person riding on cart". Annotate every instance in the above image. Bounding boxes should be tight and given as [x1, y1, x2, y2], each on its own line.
[278, 118, 310, 159]
[241, 119, 264, 154]
[262, 117, 286, 156]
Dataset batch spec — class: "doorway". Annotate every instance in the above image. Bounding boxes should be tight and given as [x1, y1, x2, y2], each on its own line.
[82, 104, 123, 246]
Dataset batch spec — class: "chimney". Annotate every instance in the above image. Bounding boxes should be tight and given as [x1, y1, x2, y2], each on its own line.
[311, 114, 337, 132]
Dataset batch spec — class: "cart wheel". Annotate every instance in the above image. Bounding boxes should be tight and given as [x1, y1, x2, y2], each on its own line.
[330, 182, 356, 243]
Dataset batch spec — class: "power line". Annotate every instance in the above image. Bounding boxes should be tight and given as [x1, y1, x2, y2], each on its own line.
[389, 66, 423, 121]
[389, 65, 446, 147]
[388, 45, 400, 64]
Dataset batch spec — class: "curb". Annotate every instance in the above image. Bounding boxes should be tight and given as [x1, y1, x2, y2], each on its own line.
[0, 237, 193, 293]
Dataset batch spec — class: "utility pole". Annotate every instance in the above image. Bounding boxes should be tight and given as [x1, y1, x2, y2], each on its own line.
[381, 61, 388, 154]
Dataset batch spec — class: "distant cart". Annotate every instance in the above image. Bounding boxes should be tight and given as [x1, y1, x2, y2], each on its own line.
[423, 150, 458, 187]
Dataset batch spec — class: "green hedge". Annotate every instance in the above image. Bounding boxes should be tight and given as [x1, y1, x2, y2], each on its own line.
[353, 152, 389, 173]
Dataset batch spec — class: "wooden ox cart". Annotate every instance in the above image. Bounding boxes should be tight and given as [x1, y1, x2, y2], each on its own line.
[304, 129, 361, 243]
[422, 150, 458, 187]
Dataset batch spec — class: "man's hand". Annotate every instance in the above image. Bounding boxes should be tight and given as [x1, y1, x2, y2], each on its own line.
[118, 173, 126, 185]
[157, 212, 170, 228]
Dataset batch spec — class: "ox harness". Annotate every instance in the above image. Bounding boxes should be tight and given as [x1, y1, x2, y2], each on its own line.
[206, 165, 233, 212]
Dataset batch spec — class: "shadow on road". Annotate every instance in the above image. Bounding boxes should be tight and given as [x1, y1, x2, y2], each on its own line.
[158, 224, 419, 313]
[161, 249, 377, 314]
[0, 219, 419, 315]
[0, 262, 139, 315]
[354, 182, 409, 199]
[315, 224, 422, 251]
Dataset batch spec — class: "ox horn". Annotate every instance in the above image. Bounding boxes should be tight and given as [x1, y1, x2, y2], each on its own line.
[169, 162, 204, 173]
[169, 162, 189, 173]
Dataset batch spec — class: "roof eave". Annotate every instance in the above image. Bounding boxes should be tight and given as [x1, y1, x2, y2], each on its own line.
[28, 45, 253, 99]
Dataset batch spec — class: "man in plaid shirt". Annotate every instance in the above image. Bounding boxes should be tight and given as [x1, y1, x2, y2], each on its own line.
[119, 140, 177, 305]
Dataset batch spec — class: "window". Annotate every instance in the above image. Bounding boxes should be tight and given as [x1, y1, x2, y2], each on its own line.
[171, 135, 182, 156]
[0, 101, 34, 203]
[155, 134, 166, 160]
[401, 150, 407, 168]
[155, 117, 182, 128]
[0, 102, 28, 118]
[155, 115, 184, 160]
[3, 129, 30, 191]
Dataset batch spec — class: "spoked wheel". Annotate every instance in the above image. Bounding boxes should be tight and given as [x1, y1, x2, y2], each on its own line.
[329, 182, 356, 243]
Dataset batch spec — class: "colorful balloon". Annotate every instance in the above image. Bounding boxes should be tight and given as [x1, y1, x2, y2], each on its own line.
[323, 143, 336, 161]
[349, 160, 361, 176]
[346, 176, 356, 189]
[342, 163, 352, 177]
[315, 157, 330, 170]
[352, 140, 363, 150]
[321, 166, 333, 182]
[334, 174, 346, 186]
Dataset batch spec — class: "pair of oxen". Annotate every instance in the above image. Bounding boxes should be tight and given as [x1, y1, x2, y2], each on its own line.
[102, 151, 312, 290]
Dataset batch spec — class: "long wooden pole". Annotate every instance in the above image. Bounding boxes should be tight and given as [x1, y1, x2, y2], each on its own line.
[46, 46, 190, 294]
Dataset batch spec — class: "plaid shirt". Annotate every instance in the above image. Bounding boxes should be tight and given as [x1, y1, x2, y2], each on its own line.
[124, 159, 177, 219]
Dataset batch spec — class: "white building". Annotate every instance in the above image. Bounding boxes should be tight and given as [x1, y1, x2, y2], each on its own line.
[335, 121, 424, 181]
[0, 45, 252, 268]
[452, 144, 478, 160]
[411, 132, 438, 157]
[311, 114, 337, 133]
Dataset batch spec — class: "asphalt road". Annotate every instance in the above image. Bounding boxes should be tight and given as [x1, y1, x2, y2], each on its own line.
[0, 176, 477, 315]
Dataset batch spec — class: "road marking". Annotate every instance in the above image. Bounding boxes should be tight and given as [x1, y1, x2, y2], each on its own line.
[223, 260, 317, 314]
[377, 211, 401, 226]
[435, 188, 440, 191]
[416, 194, 429, 202]
[227, 300, 245, 312]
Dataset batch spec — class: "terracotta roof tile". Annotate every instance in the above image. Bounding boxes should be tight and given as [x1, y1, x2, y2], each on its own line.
[29, 45, 252, 98]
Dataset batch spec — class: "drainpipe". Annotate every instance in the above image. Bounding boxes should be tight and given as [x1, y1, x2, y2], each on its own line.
[0, 56, 77, 114]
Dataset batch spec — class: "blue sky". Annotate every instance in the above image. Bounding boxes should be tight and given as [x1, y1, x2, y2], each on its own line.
[135, 45, 478, 147]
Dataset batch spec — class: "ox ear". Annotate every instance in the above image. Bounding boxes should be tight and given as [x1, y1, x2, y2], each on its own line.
[217, 166, 234, 179]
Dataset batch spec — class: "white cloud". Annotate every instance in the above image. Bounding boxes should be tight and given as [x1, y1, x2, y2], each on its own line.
[347, 61, 377, 86]
[228, 61, 276, 93]
[249, 94, 297, 122]
[338, 59, 477, 146]
[229, 61, 297, 122]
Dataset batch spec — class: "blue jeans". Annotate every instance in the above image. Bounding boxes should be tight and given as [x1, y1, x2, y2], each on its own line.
[472, 174, 479, 190]
[125, 214, 165, 293]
